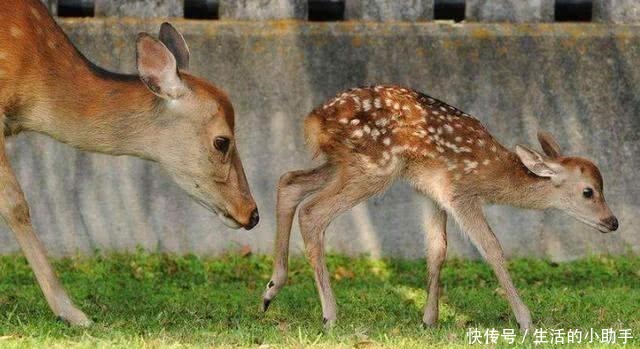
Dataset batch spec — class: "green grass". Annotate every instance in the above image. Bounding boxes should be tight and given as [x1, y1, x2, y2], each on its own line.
[0, 251, 638, 348]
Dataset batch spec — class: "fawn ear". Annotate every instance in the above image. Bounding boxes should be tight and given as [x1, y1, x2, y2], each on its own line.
[537, 131, 562, 159]
[515, 144, 561, 179]
[159, 22, 190, 70]
[136, 33, 187, 100]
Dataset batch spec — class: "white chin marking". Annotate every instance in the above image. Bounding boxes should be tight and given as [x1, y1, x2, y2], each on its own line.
[218, 213, 242, 229]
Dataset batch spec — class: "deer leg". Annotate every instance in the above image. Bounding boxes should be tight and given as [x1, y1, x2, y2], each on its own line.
[450, 200, 532, 330]
[263, 163, 333, 311]
[298, 169, 387, 328]
[422, 204, 447, 327]
[0, 125, 91, 326]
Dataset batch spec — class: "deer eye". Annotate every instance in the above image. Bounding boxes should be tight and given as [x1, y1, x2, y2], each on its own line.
[582, 187, 594, 199]
[214, 136, 230, 154]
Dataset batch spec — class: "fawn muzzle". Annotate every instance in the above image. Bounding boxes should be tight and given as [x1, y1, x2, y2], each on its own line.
[600, 216, 619, 233]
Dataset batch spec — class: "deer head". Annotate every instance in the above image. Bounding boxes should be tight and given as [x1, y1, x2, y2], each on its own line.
[515, 131, 618, 233]
[136, 23, 259, 229]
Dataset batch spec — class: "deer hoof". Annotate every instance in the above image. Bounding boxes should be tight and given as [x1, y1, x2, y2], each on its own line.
[262, 298, 272, 312]
[56, 308, 92, 327]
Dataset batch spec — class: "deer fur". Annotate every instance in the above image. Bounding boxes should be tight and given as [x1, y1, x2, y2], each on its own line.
[0, 0, 259, 326]
[263, 85, 618, 330]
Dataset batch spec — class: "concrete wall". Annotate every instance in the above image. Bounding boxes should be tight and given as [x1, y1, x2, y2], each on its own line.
[0, 20, 638, 261]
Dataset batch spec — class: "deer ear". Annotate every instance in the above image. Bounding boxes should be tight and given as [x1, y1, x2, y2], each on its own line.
[136, 33, 187, 100]
[515, 144, 559, 178]
[159, 23, 190, 70]
[537, 131, 562, 159]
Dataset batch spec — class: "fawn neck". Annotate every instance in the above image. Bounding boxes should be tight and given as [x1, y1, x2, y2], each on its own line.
[485, 151, 555, 209]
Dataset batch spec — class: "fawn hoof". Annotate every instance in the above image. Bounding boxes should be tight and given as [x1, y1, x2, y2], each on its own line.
[56, 308, 92, 327]
[517, 317, 533, 332]
[519, 321, 533, 333]
[262, 298, 271, 312]
[322, 317, 336, 330]
[422, 321, 437, 329]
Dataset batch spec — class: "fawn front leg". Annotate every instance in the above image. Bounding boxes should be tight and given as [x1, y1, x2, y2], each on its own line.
[0, 128, 91, 326]
[423, 205, 447, 327]
[450, 200, 532, 330]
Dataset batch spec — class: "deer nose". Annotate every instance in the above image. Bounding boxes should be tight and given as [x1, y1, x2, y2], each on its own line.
[245, 208, 259, 230]
[601, 216, 619, 232]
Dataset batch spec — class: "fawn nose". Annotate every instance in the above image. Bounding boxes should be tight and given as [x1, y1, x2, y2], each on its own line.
[601, 216, 618, 232]
[245, 208, 259, 230]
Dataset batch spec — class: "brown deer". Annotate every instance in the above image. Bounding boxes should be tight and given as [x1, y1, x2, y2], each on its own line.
[262, 85, 618, 330]
[0, 0, 259, 326]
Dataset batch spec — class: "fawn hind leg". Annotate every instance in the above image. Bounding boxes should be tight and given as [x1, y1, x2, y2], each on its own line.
[422, 202, 447, 327]
[298, 165, 390, 328]
[0, 116, 91, 326]
[263, 163, 333, 310]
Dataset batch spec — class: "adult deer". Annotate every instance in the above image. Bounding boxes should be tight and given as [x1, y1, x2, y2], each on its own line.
[0, 0, 259, 326]
[262, 85, 618, 330]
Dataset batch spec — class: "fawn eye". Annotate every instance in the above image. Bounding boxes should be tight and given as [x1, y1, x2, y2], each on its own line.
[582, 187, 594, 199]
[214, 136, 230, 154]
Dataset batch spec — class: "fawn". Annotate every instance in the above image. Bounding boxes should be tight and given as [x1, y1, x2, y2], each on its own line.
[0, 0, 259, 326]
[262, 85, 618, 330]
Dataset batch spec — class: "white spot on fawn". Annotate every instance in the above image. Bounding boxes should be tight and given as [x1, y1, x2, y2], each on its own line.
[391, 145, 404, 154]
[10, 27, 23, 38]
[350, 119, 360, 126]
[463, 160, 478, 172]
[362, 99, 372, 111]
[351, 129, 364, 138]
[339, 118, 349, 124]
[30, 7, 42, 20]
[374, 98, 382, 109]
[383, 137, 391, 146]
[375, 118, 389, 127]
[482, 159, 491, 165]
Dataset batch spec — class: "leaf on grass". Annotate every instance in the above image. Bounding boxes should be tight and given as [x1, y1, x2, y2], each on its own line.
[354, 340, 375, 348]
[239, 245, 252, 257]
[278, 321, 290, 332]
[333, 266, 355, 281]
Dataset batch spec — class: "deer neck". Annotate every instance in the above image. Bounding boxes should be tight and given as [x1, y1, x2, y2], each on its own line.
[29, 59, 161, 160]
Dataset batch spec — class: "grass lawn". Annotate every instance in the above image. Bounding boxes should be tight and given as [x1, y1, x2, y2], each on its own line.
[0, 251, 638, 348]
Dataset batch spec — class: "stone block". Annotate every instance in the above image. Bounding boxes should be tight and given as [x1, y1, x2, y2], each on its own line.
[466, 0, 554, 22]
[345, 0, 434, 21]
[94, 0, 184, 18]
[593, 0, 640, 24]
[219, 0, 307, 20]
